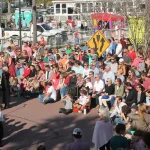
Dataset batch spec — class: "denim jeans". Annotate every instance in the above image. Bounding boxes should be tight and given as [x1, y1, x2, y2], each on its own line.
[110, 96, 115, 106]
[38, 94, 54, 104]
[60, 87, 67, 98]
[114, 117, 127, 125]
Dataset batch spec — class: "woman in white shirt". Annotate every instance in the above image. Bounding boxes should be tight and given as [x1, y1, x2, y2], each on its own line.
[74, 89, 88, 110]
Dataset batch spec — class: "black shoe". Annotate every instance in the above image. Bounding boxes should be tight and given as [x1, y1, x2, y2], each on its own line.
[4, 105, 10, 109]
[0, 141, 3, 147]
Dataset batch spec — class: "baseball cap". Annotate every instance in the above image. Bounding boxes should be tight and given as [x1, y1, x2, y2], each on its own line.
[72, 128, 82, 135]
[119, 58, 124, 62]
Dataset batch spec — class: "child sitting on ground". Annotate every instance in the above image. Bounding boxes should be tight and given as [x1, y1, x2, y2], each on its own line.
[59, 93, 73, 115]
[10, 78, 20, 97]
[74, 89, 89, 112]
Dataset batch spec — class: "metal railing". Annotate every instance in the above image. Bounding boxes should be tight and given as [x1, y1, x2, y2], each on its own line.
[0, 28, 129, 48]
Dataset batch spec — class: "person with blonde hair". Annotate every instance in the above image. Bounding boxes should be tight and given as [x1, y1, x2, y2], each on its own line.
[1, 66, 10, 109]
[92, 107, 113, 150]
[128, 104, 150, 132]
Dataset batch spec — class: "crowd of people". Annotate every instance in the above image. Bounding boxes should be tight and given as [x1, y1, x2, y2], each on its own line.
[0, 34, 150, 149]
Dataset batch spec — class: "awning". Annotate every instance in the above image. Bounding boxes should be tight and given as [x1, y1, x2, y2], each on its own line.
[91, 13, 124, 21]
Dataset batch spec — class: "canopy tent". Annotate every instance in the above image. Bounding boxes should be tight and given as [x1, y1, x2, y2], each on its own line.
[91, 13, 125, 29]
[91, 13, 124, 21]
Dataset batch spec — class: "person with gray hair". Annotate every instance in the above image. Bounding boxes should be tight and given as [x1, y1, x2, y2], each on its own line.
[92, 107, 113, 150]
[99, 78, 115, 109]
[103, 66, 115, 84]
[92, 74, 105, 109]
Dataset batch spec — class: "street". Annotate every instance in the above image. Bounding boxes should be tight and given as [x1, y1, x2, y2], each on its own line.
[0, 92, 97, 150]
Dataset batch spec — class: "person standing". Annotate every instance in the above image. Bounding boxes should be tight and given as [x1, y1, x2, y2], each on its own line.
[65, 128, 90, 150]
[1, 67, 10, 109]
[92, 107, 113, 150]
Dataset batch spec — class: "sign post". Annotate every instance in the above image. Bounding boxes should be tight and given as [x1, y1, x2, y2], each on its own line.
[87, 30, 110, 57]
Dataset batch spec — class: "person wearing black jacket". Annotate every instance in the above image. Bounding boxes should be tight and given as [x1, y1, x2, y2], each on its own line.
[136, 85, 146, 104]
[125, 82, 137, 106]
[1, 67, 10, 109]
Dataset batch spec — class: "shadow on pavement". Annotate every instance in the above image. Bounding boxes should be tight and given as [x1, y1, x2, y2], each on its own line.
[3, 114, 97, 150]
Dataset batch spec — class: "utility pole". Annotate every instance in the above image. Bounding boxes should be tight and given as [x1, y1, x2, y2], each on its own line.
[144, 0, 150, 56]
[32, 0, 37, 44]
[19, 0, 22, 50]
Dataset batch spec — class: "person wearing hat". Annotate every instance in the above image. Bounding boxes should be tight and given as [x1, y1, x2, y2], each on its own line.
[90, 63, 99, 76]
[118, 58, 126, 76]
[91, 55, 99, 68]
[65, 128, 90, 150]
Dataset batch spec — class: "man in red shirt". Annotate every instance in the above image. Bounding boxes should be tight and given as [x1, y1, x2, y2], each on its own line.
[120, 34, 126, 49]
[141, 72, 150, 91]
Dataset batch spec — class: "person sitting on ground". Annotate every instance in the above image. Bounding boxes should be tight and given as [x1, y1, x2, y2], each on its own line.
[128, 103, 150, 132]
[10, 78, 20, 97]
[99, 78, 114, 109]
[110, 123, 129, 150]
[110, 96, 127, 125]
[124, 82, 137, 106]
[59, 93, 73, 115]
[39, 82, 57, 104]
[73, 89, 89, 112]
[65, 128, 90, 150]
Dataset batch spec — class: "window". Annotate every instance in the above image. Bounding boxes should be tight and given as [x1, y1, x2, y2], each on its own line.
[62, 4, 66, 14]
[82, 3, 87, 13]
[37, 25, 44, 32]
[56, 4, 60, 14]
[88, 3, 93, 12]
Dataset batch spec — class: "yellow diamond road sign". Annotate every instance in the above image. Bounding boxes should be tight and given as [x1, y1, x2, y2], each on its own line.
[87, 30, 110, 57]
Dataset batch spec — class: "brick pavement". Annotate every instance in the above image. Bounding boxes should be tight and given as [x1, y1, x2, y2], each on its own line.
[0, 94, 98, 150]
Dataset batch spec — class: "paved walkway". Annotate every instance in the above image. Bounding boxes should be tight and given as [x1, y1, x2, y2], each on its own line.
[0, 93, 98, 150]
